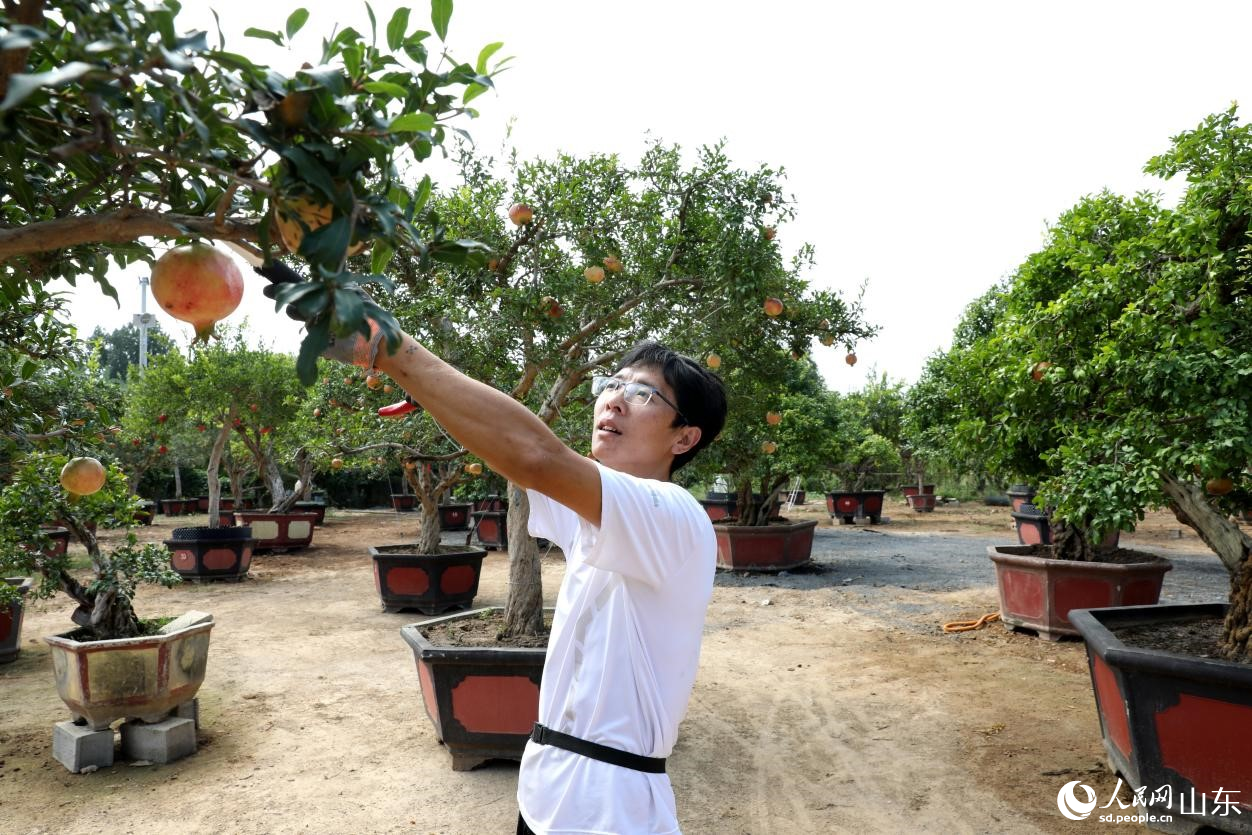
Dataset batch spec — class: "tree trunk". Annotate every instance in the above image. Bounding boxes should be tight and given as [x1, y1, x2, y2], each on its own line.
[173, 460, 183, 498]
[60, 516, 141, 639]
[205, 420, 231, 528]
[417, 500, 441, 554]
[1051, 521, 1097, 562]
[501, 482, 544, 638]
[262, 445, 287, 512]
[1160, 473, 1252, 660]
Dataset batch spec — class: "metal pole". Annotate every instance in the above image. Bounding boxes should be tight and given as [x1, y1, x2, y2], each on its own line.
[133, 276, 153, 369]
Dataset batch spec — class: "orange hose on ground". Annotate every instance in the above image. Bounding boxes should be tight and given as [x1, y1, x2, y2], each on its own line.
[942, 612, 1001, 633]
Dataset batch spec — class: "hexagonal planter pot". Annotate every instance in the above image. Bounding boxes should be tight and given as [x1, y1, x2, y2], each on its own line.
[438, 503, 472, 532]
[1071, 604, 1252, 833]
[1006, 483, 1037, 513]
[369, 544, 487, 614]
[134, 500, 157, 526]
[714, 519, 817, 571]
[165, 526, 256, 581]
[699, 498, 736, 522]
[0, 577, 33, 664]
[399, 607, 547, 771]
[473, 496, 507, 513]
[987, 545, 1171, 641]
[235, 511, 317, 552]
[293, 501, 327, 526]
[472, 510, 508, 551]
[45, 619, 213, 730]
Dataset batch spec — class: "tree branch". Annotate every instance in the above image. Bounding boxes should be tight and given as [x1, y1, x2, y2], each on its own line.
[0, 209, 261, 260]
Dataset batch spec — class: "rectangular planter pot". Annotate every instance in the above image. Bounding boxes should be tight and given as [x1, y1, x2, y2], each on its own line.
[369, 544, 487, 614]
[1071, 604, 1252, 833]
[906, 493, 937, 512]
[826, 490, 886, 524]
[399, 607, 548, 771]
[234, 512, 317, 552]
[391, 494, 416, 512]
[699, 498, 736, 522]
[45, 620, 214, 730]
[714, 519, 817, 571]
[0, 577, 33, 663]
[900, 484, 935, 498]
[988, 545, 1171, 641]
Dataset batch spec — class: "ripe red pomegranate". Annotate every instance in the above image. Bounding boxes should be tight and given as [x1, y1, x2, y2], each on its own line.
[151, 243, 244, 341]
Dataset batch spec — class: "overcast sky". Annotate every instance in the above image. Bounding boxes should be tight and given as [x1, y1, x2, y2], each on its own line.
[60, 0, 1252, 392]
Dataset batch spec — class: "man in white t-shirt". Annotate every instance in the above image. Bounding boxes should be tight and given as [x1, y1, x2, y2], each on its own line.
[309, 310, 728, 834]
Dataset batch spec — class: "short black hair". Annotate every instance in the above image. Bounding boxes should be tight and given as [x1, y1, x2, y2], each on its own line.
[613, 342, 727, 474]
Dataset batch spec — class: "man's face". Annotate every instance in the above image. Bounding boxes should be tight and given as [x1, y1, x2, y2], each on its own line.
[591, 364, 694, 479]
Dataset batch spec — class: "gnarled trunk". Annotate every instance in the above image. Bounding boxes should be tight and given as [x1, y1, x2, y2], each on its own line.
[205, 418, 232, 527]
[501, 483, 543, 638]
[1051, 520, 1098, 562]
[1161, 473, 1252, 661]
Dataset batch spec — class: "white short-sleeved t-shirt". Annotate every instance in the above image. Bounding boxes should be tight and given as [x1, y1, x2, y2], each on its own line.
[517, 463, 716, 835]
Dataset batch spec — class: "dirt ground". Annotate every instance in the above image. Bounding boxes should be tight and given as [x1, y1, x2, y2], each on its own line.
[0, 498, 1233, 834]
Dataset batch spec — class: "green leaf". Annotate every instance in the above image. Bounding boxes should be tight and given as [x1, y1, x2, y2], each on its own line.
[463, 83, 487, 105]
[366, 3, 378, 44]
[386, 7, 410, 51]
[431, 0, 452, 41]
[0, 62, 94, 112]
[286, 9, 310, 40]
[332, 288, 365, 333]
[370, 241, 395, 274]
[301, 217, 353, 267]
[412, 175, 432, 217]
[277, 146, 338, 201]
[0, 25, 47, 51]
[362, 81, 409, 98]
[476, 42, 504, 75]
[297, 321, 331, 385]
[388, 112, 435, 133]
[243, 27, 284, 46]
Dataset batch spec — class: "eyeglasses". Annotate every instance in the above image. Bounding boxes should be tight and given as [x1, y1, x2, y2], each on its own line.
[591, 375, 688, 425]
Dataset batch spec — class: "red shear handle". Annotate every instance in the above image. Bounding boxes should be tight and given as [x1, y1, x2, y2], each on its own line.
[378, 398, 419, 418]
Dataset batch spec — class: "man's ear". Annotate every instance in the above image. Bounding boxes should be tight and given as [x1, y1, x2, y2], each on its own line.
[672, 425, 702, 455]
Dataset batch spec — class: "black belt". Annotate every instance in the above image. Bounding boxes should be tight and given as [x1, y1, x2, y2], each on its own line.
[530, 723, 666, 774]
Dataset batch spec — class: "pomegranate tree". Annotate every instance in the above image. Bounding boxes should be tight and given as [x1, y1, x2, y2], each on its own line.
[151, 243, 244, 341]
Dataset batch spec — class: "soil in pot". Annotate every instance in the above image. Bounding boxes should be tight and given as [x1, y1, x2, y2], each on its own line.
[1114, 614, 1227, 658]
[418, 608, 552, 649]
[1010, 545, 1160, 565]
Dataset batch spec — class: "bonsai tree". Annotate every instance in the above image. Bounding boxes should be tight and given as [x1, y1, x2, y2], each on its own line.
[910, 108, 1252, 660]
[0, 451, 177, 639]
[827, 374, 907, 492]
[1, 0, 505, 377]
[380, 142, 874, 636]
[310, 365, 471, 553]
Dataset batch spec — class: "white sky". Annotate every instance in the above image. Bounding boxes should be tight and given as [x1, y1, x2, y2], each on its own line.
[59, 0, 1251, 392]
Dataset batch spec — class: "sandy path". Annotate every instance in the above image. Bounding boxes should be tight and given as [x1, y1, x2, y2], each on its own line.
[1, 502, 1226, 834]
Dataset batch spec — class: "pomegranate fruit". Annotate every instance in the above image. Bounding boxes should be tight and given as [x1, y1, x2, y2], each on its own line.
[763, 297, 784, 317]
[464, 462, 483, 475]
[151, 243, 244, 341]
[60, 457, 107, 496]
[705, 353, 722, 369]
[274, 195, 367, 257]
[602, 255, 623, 273]
[766, 411, 782, 426]
[508, 203, 534, 225]
[584, 265, 605, 284]
[761, 441, 777, 454]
